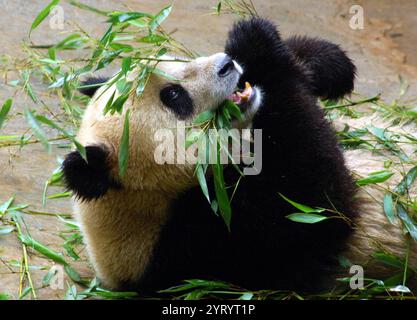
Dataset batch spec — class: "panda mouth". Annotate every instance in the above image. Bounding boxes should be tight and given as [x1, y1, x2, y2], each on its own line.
[227, 82, 255, 112]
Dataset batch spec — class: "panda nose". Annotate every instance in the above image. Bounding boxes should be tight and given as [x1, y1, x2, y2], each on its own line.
[218, 55, 235, 77]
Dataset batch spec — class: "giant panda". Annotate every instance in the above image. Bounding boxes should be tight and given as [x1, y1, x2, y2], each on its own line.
[62, 18, 417, 294]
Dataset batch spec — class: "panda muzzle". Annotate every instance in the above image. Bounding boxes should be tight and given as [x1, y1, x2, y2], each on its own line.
[227, 82, 255, 111]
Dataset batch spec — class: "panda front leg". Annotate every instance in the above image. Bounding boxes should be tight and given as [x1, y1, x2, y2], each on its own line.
[225, 18, 295, 91]
[221, 18, 360, 291]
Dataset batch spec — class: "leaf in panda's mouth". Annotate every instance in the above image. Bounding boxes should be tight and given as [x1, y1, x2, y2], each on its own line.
[227, 82, 253, 106]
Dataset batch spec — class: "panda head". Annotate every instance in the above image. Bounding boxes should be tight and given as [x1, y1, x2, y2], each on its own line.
[62, 52, 262, 200]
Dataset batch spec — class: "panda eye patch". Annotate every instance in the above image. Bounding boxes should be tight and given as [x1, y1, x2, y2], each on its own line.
[168, 89, 179, 100]
[160, 84, 194, 119]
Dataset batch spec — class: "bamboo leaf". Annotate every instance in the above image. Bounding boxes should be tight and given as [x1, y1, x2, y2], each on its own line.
[22, 71, 38, 103]
[357, 170, 394, 186]
[0, 196, 14, 215]
[149, 5, 172, 32]
[372, 252, 404, 269]
[394, 166, 417, 195]
[383, 193, 397, 224]
[19, 234, 67, 265]
[193, 110, 215, 125]
[196, 164, 210, 203]
[121, 57, 132, 75]
[279, 193, 324, 213]
[30, 0, 61, 35]
[138, 35, 167, 44]
[212, 154, 231, 230]
[35, 115, 86, 161]
[0, 226, 15, 235]
[24, 108, 50, 152]
[396, 203, 417, 242]
[107, 11, 150, 24]
[118, 110, 130, 177]
[286, 213, 328, 224]
[152, 67, 179, 81]
[0, 99, 12, 131]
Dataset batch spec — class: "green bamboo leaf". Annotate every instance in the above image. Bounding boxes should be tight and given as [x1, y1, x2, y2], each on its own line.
[54, 33, 87, 50]
[19, 234, 67, 265]
[239, 292, 254, 300]
[82, 290, 138, 299]
[212, 156, 231, 230]
[103, 90, 117, 115]
[152, 67, 178, 81]
[127, 18, 149, 28]
[47, 191, 72, 199]
[109, 42, 133, 52]
[216, 2, 222, 14]
[118, 110, 130, 177]
[156, 47, 168, 57]
[223, 99, 242, 121]
[0, 226, 15, 235]
[42, 267, 57, 286]
[22, 71, 38, 103]
[0, 293, 10, 300]
[68, 0, 108, 16]
[357, 170, 394, 186]
[193, 110, 215, 125]
[396, 203, 417, 242]
[372, 252, 404, 269]
[279, 193, 324, 213]
[121, 57, 132, 75]
[138, 35, 167, 44]
[107, 11, 150, 24]
[0, 196, 14, 215]
[111, 93, 130, 114]
[0, 99, 12, 130]
[149, 5, 172, 32]
[35, 115, 86, 161]
[383, 193, 397, 224]
[196, 164, 210, 203]
[20, 287, 31, 299]
[389, 285, 411, 293]
[185, 130, 203, 149]
[30, 0, 61, 35]
[394, 166, 417, 195]
[24, 108, 50, 152]
[64, 265, 83, 283]
[286, 213, 328, 224]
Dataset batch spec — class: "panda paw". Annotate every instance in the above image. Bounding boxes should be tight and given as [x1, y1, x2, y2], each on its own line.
[225, 18, 292, 88]
[62, 145, 121, 201]
[225, 18, 282, 62]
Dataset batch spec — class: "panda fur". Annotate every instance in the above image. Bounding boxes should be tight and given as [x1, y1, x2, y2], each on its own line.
[62, 18, 417, 294]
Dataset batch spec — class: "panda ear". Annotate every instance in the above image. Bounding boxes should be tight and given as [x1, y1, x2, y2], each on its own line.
[62, 145, 121, 201]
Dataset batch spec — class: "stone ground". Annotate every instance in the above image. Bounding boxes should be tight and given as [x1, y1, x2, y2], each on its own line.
[0, 0, 416, 299]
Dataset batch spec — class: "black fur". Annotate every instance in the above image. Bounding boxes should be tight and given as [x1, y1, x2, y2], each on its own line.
[62, 145, 120, 200]
[284, 36, 356, 100]
[160, 84, 194, 119]
[132, 18, 359, 294]
[78, 77, 109, 97]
